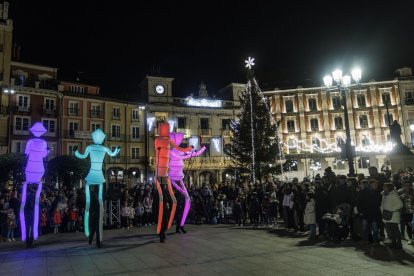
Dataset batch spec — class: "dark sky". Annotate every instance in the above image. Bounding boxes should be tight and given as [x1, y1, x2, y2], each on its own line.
[9, 1, 414, 99]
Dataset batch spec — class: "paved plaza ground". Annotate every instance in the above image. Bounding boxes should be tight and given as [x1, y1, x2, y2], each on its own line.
[0, 223, 414, 275]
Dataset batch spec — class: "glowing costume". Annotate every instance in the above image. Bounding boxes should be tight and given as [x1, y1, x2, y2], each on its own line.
[75, 129, 120, 247]
[154, 122, 192, 242]
[20, 122, 49, 242]
[169, 132, 205, 227]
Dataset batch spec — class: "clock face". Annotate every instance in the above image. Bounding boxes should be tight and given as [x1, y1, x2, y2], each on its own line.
[155, 85, 165, 95]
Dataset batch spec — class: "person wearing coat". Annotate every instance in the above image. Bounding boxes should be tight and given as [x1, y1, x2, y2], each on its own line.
[304, 193, 316, 240]
[381, 183, 403, 249]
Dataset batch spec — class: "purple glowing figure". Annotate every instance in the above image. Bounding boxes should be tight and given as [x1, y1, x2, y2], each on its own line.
[20, 122, 49, 242]
[169, 132, 206, 227]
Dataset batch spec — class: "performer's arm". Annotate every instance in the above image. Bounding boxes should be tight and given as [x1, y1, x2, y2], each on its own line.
[75, 146, 91, 159]
[184, 146, 206, 159]
[105, 146, 121, 157]
[170, 140, 193, 152]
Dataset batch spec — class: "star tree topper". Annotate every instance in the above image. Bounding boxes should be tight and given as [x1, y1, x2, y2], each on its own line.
[245, 57, 255, 69]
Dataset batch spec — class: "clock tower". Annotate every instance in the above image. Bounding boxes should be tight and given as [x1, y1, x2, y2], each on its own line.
[140, 76, 174, 104]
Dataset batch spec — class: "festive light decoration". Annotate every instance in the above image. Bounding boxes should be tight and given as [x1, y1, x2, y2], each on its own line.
[20, 122, 49, 242]
[186, 96, 222, 108]
[169, 132, 206, 226]
[75, 129, 120, 243]
[147, 117, 155, 131]
[154, 122, 193, 235]
[211, 137, 221, 152]
[168, 120, 176, 132]
[189, 136, 199, 150]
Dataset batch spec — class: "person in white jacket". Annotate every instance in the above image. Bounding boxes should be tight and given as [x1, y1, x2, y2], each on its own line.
[381, 183, 403, 249]
[304, 193, 316, 240]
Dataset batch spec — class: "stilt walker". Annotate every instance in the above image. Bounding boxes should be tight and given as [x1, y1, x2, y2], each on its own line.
[154, 122, 192, 242]
[169, 132, 205, 231]
[75, 129, 120, 247]
[20, 122, 49, 247]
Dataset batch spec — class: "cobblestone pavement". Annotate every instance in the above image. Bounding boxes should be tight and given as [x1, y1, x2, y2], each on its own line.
[0, 224, 413, 275]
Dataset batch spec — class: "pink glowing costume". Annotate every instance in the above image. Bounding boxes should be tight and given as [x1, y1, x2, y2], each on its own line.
[169, 132, 206, 226]
[20, 122, 49, 241]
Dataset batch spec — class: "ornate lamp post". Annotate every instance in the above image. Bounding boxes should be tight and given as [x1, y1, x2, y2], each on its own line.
[323, 68, 361, 177]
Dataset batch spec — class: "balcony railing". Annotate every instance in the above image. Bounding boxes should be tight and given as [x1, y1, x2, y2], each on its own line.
[112, 114, 121, 120]
[176, 128, 191, 137]
[149, 156, 232, 169]
[68, 108, 80, 116]
[15, 106, 31, 113]
[90, 110, 103, 118]
[104, 156, 146, 164]
[43, 108, 57, 115]
[200, 128, 212, 136]
[63, 130, 92, 139]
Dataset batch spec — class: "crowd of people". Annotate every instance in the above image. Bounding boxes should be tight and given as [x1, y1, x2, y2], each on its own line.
[1, 165, 414, 250]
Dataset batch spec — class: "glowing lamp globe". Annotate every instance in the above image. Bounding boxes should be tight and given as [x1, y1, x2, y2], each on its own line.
[29, 122, 47, 137]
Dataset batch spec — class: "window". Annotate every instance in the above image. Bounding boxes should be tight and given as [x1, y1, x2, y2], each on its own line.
[384, 113, 393, 126]
[69, 85, 85, 94]
[131, 148, 140, 160]
[44, 98, 55, 111]
[223, 144, 232, 156]
[12, 141, 25, 153]
[222, 119, 231, 130]
[357, 94, 366, 107]
[362, 135, 370, 146]
[200, 118, 209, 129]
[288, 139, 297, 153]
[17, 95, 29, 110]
[178, 117, 186, 129]
[180, 142, 188, 148]
[42, 119, 56, 133]
[91, 104, 101, 117]
[201, 143, 210, 157]
[332, 96, 341, 109]
[112, 107, 120, 119]
[333, 159, 346, 170]
[334, 117, 343, 130]
[287, 120, 295, 132]
[69, 102, 79, 116]
[285, 99, 293, 112]
[132, 126, 140, 139]
[358, 157, 370, 169]
[310, 118, 319, 131]
[308, 98, 317, 111]
[285, 160, 298, 172]
[68, 144, 78, 154]
[91, 123, 101, 131]
[131, 109, 139, 121]
[69, 121, 78, 137]
[111, 125, 121, 138]
[359, 115, 368, 128]
[15, 117, 30, 131]
[382, 93, 391, 105]
[406, 91, 414, 104]
[312, 137, 321, 148]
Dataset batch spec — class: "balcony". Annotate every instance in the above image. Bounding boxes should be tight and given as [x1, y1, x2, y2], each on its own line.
[105, 155, 126, 164]
[128, 135, 144, 142]
[68, 108, 80, 116]
[128, 156, 146, 164]
[90, 110, 103, 118]
[108, 133, 124, 141]
[112, 114, 121, 120]
[176, 128, 191, 137]
[63, 130, 92, 139]
[222, 129, 231, 137]
[149, 156, 232, 169]
[200, 128, 212, 136]
[15, 106, 31, 113]
[43, 108, 57, 115]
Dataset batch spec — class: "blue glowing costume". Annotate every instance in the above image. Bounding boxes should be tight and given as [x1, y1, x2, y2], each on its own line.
[20, 122, 49, 243]
[75, 129, 120, 246]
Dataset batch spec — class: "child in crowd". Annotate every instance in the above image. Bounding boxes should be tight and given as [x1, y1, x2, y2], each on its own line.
[40, 207, 48, 235]
[128, 203, 135, 227]
[121, 201, 130, 229]
[135, 202, 143, 227]
[6, 209, 16, 241]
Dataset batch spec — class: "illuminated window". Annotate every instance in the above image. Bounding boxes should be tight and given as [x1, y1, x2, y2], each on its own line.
[358, 157, 370, 169]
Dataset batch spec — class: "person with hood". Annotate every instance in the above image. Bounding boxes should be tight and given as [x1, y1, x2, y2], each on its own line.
[381, 183, 403, 249]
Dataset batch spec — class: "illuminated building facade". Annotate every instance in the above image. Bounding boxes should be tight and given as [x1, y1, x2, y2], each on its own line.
[141, 76, 241, 186]
[264, 79, 407, 180]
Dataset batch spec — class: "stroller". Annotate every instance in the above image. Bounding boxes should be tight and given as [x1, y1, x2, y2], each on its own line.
[322, 203, 351, 242]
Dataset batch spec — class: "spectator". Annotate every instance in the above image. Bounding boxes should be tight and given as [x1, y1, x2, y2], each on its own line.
[135, 202, 143, 227]
[6, 208, 16, 241]
[399, 182, 414, 244]
[233, 197, 243, 226]
[381, 183, 403, 249]
[304, 193, 316, 240]
[129, 203, 135, 227]
[121, 201, 130, 229]
[53, 207, 62, 234]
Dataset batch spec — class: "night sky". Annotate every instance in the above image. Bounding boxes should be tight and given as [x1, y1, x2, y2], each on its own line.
[10, 1, 414, 99]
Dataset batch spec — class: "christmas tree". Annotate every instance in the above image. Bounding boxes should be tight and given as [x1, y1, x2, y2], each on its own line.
[229, 58, 280, 184]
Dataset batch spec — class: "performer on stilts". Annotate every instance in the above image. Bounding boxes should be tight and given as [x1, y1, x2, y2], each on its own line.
[154, 122, 192, 243]
[20, 122, 49, 247]
[169, 132, 205, 233]
[75, 129, 120, 247]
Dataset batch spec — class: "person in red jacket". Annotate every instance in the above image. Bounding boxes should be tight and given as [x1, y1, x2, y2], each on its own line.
[53, 207, 62, 234]
[69, 205, 79, 232]
[40, 208, 48, 235]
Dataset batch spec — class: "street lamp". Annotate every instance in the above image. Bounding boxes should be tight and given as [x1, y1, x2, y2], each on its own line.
[3, 87, 15, 153]
[324, 68, 361, 177]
